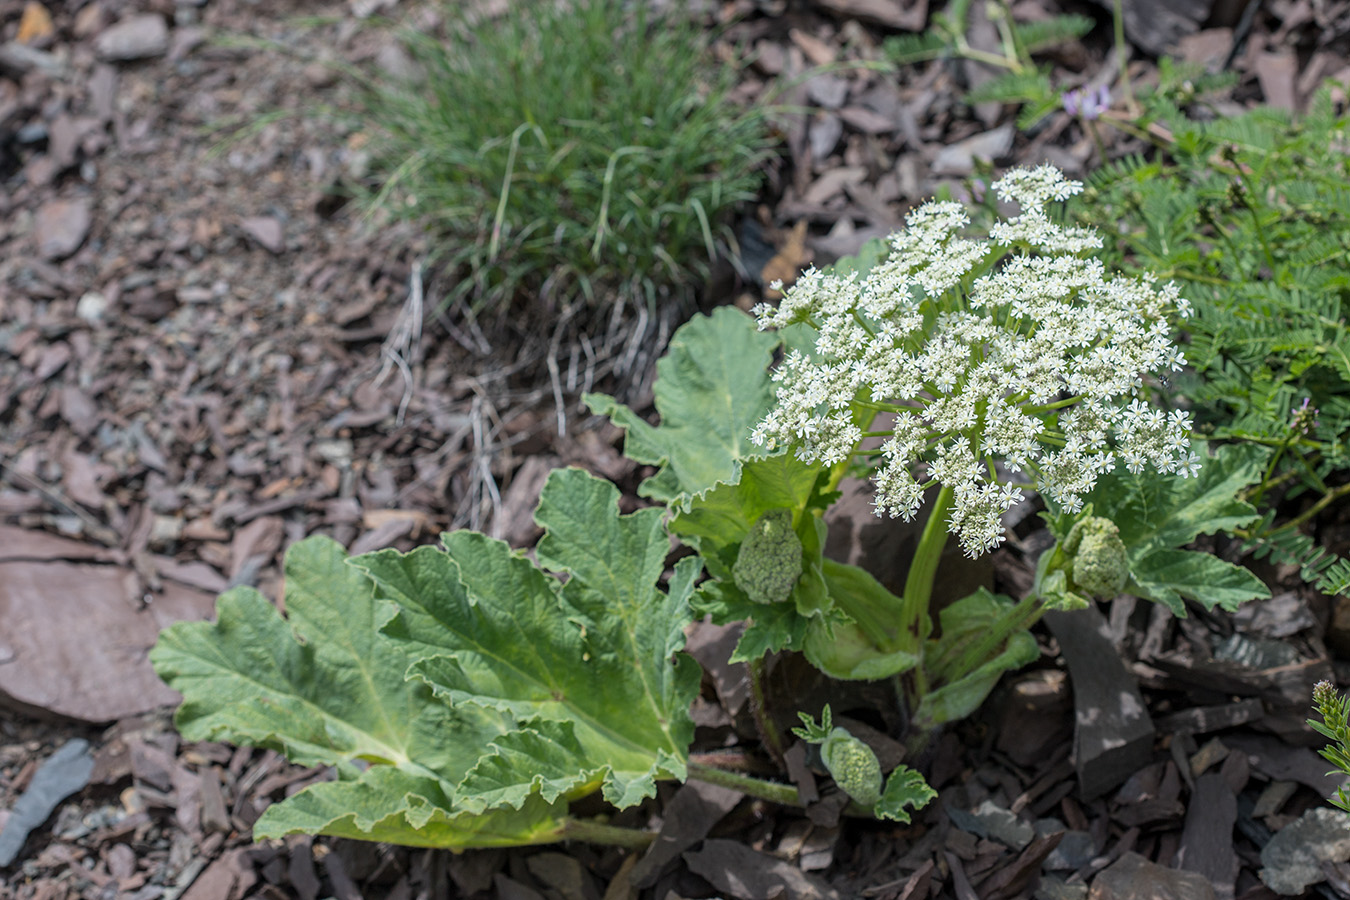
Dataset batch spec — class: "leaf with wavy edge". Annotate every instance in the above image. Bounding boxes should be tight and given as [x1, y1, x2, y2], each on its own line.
[365, 468, 701, 812]
[584, 306, 781, 504]
[874, 766, 938, 823]
[151, 537, 562, 849]
[1084, 442, 1271, 615]
[254, 768, 567, 850]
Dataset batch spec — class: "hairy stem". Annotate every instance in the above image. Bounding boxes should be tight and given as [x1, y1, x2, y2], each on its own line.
[686, 762, 878, 818]
[560, 817, 656, 849]
[686, 762, 801, 807]
[747, 657, 787, 765]
[1284, 480, 1350, 532]
[1112, 0, 1136, 113]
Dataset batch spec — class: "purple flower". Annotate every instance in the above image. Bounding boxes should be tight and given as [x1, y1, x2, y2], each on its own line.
[1293, 397, 1320, 435]
[1061, 84, 1110, 121]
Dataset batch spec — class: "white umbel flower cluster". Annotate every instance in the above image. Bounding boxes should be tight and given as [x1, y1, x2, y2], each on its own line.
[751, 165, 1194, 557]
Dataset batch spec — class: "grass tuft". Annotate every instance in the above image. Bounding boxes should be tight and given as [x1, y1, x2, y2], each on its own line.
[350, 0, 773, 317]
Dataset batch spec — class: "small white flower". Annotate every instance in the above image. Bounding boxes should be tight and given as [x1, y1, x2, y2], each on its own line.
[750, 165, 1193, 556]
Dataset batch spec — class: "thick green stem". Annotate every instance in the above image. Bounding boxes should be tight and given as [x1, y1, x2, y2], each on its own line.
[941, 591, 1044, 685]
[686, 763, 877, 818]
[686, 762, 801, 807]
[559, 817, 656, 849]
[900, 485, 955, 642]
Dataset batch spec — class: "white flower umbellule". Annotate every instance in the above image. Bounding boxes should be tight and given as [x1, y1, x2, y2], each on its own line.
[751, 166, 1194, 557]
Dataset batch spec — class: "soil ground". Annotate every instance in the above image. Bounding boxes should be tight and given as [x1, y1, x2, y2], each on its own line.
[3, 0, 1350, 897]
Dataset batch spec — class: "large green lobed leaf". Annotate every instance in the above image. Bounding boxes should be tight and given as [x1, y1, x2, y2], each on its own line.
[584, 306, 781, 504]
[366, 468, 702, 811]
[1086, 443, 1272, 614]
[151, 537, 564, 849]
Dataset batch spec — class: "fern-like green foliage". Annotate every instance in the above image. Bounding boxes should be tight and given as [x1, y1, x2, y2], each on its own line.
[1076, 87, 1350, 489]
[1241, 510, 1350, 598]
[884, 0, 1092, 127]
[1014, 14, 1094, 54]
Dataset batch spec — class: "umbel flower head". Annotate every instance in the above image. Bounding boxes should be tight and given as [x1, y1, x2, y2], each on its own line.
[751, 165, 1195, 557]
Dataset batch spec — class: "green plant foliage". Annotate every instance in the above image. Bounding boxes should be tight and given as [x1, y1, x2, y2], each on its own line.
[153, 469, 702, 848]
[819, 728, 884, 806]
[1077, 89, 1350, 477]
[876, 767, 940, 823]
[586, 306, 783, 504]
[1060, 443, 1273, 615]
[150, 537, 571, 849]
[367, 468, 701, 811]
[1013, 14, 1095, 53]
[792, 706, 936, 821]
[883, 2, 1091, 125]
[1242, 510, 1350, 597]
[1311, 681, 1350, 813]
[350, 0, 771, 313]
[913, 587, 1039, 730]
[1063, 516, 1129, 598]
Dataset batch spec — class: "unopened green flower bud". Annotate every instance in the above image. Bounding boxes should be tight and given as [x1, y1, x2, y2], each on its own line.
[1064, 516, 1128, 598]
[732, 508, 803, 605]
[820, 727, 883, 807]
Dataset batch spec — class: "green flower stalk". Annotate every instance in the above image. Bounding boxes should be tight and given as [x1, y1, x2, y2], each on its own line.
[1311, 680, 1350, 814]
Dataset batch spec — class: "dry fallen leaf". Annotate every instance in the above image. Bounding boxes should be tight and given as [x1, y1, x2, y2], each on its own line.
[362, 508, 431, 538]
[17, 2, 55, 45]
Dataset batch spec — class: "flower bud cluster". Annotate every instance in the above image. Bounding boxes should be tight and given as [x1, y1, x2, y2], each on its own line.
[750, 165, 1195, 557]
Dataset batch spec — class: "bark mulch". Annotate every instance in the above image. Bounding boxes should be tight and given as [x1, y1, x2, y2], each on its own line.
[3, 0, 1350, 897]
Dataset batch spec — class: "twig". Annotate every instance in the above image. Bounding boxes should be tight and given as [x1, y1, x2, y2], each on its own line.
[0, 459, 121, 547]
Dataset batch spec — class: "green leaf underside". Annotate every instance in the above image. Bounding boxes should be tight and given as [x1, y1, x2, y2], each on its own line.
[916, 588, 1039, 728]
[672, 454, 823, 579]
[151, 537, 562, 849]
[254, 769, 567, 850]
[583, 307, 782, 504]
[365, 468, 700, 811]
[874, 766, 939, 823]
[1086, 443, 1271, 613]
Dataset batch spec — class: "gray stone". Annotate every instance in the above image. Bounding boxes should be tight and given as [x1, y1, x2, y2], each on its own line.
[1260, 807, 1350, 895]
[239, 216, 285, 254]
[932, 124, 1014, 177]
[1042, 830, 1096, 871]
[1037, 876, 1088, 900]
[1090, 852, 1215, 900]
[95, 15, 169, 62]
[0, 740, 95, 866]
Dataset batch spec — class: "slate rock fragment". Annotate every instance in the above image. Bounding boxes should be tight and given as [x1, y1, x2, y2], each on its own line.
[1044, 607, 1155, 799]
[684, 839, 840, 900]
[0, 739, 96, 866]
[1260, 807, 1350, 895]
[1177, 773, 1237, 899]
[1089, 852, 1215, 900]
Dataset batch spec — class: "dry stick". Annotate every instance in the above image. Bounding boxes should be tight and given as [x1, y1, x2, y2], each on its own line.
[373, 260, 425, 426]
[0, 460, 121, 547]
